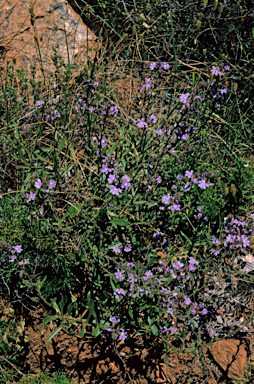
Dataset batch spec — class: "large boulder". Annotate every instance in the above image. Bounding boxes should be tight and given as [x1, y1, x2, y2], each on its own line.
[0, 0, 100, 82]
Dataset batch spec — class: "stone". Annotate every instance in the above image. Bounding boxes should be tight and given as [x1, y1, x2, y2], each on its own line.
[0, 0, 100, 82]
[209, 339, 248, 379]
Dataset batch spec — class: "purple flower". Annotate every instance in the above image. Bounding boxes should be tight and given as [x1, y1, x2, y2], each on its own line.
[173, 261, 184, 270]
[191, 309, 196, 315]
[12, 245, 23, 253]
[127, 262, 135, 268]
[121, 175, 131, 190]
[199, 308, 208, 315]
[110, 316, 120, 324]
[182, 134, 189, 140]
[211, 66, 220, 76]
[188, 263, 197, 271]
[26, 191, 36, 202]
[45, 115, 51, 121]
[153, 231, 162, 238]
[185, 170, 194, 179]
[166, 309, 174, 317]
[169, 147, 175, 153]
[9, 255, 17, 262]
[109, 106, 118, 116]
[241, 235, 250, 247]
[109, 185, 122, 196]
[115, 269, 124, 281]
[108, 174, 116, 184]
[36, 100, 45, 106]
[209, 329, 218, 337]
[156, 129, 163, 136]
[124, 245, 132, 252]
[168, 203, 181, 212]
[198, 179, 210, 189]
[157, 176, 162, 183]
[162, 62, 170, 70]
[224, 65, 230, 71]
[179, 93, 190, 106]
[169, 327, 178, 335]
[149, 62, 157, 70]
[162, 193, 171, 204]
[177, 175, 183, 180]
[113, 245, 122, 254]
[220, 87, 227, 94]
[184, 297, 191, 305]
[48, 180, 56, 189]
[114, 288, 126, 299]
[54, 110, 61, 118]
[143, 270, 153, 280]
[137, 118, 147, 128]
[101, 163, 112, 174]
[35, 179, 42, 189]
[150, 115, 157, 123]
[119, 329, 128, 341]
[172, 185, 177, 189]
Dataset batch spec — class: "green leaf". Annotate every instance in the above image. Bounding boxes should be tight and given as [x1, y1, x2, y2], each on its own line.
[35, 152, 54, 165]
[128, 306, 134, 320]
[151, 324, 159, 336]
[148, 203, 157, 208]
[110, 219, 129, 226]
[59, 295, 68, 315]
[87, 300, 94, 323]
[79, 323, 85, 338]
[163, 351, 169, 367]
[47, 326, 63, 341]
[180, 231, 192, 245]
[134, 200, 148, 205]
[110, 279, 116, 291]
[67, 303, 74, 315]
[43, 316, 58, 326]
[92, 326, 101, 337]
[56, 137, 66, 158]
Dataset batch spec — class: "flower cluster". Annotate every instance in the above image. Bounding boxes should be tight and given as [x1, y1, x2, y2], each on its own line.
[105, 316, 128, 341]
[22, 178, 56, 202]
[74, 98, 86, 111]
[209, 216, 253, 256]
[149, 61, 170, 73]
[9, 245, 29, 266]
[101, 155, 131, 196]
[109, 256, 208, 337]
[45, 109, 61, 121]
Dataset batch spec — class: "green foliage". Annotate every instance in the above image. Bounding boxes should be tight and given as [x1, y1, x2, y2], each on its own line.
[0, 0, 254, 382]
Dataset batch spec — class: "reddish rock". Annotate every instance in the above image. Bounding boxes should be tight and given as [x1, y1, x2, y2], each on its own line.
[0, 0, 100, 82]
[209, 339, 248, 379]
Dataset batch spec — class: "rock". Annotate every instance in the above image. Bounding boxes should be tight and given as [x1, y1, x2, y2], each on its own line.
[0, 0, 100, 82]
[209, 339, 248, 379]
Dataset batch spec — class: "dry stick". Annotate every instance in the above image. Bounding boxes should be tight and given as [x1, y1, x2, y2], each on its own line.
[0, 356, 28, 377]
[113, 342, 134, 384]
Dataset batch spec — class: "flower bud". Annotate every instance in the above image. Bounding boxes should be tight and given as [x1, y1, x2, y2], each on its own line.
[233, 83, 238, 92]
[29, 3, 34, 15]
[203, 0, 208, 7]
[139, 13, 146, 21]
[197, 20, 201, 30]
[122, 33, 128, 40]
[54, 25, 58, 31]
[218, 3, 223, 13]
[224, 184, 229, 195]
[203, 49, 207, 55]
[214, 0, 218, 10]
[132, 25, 136, 34]
[40, 36, 43, 42]
[194, 38, 197, 45]
[142, 22, 150, 29]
